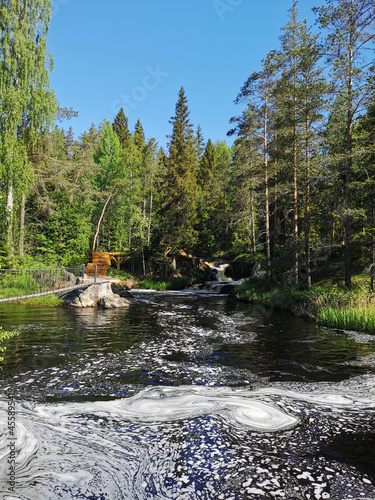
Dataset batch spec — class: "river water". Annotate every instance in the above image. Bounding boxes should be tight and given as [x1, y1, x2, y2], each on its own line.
[0, 291, 375, 499]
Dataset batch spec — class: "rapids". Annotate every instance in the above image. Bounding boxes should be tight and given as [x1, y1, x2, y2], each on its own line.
[0, 292, 375, 499]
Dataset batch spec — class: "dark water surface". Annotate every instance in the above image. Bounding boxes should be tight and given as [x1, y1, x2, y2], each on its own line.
[1, 291, 375, 499]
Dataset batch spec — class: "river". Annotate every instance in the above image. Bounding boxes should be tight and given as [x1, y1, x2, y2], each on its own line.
[0, 291, 375, 499]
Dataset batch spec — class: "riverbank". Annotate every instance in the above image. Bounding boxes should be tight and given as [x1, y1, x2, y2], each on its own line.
[234, 275, 375, 334]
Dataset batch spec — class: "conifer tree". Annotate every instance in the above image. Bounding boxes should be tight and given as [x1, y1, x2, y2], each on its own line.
[112, 108, 130, 148]
[276, 1, 327, 287]
[235, 52, 277, 285]
[158, 87, 198, 252]
[315, 0, 375, 289]
[195, 125, 205, 159]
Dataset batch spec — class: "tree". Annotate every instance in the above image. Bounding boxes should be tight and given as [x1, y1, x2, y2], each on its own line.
[196, 139, 217, 255]
[112, 107, 130, 148]
[314, 0, 375, 289]
[92, 121, 123, 251]
[276, 1, 327, 287]
[235, 52, 277, 285]
[158, 87, 198, 254]
[0, 0, 57, 260]
[195, 124, 205, 159]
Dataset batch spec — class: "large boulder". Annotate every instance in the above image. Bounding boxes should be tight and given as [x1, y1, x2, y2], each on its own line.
[98, 294, 130, 309]
[64, 283, 130, 308]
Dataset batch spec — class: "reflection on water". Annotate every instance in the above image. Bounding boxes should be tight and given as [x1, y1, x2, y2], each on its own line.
[0, 293, 375, 499]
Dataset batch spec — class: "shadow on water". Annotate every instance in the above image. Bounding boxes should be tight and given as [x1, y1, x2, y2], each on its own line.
[318, 429, 375, 480]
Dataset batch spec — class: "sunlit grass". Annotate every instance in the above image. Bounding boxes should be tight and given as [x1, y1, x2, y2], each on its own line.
[235, 274, 375, 333]
[14, 295, 64, 307]
[317, 305, 375, 334]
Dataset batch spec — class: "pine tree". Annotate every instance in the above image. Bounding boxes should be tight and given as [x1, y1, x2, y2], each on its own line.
[134, 119, 146, 150]
[276, 1, 327, 287]
[195, 125, 205, 159]
[235, 52, 277, 285]
[314, 0, 375, 289]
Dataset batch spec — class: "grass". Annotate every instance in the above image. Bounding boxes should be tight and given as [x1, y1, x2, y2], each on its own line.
[317, 306, 375, 334]
[138, 276, 196, 291]
[106, 267, 134, 280]
[13, 294, 64, 307]
[235, 274, 375, 334]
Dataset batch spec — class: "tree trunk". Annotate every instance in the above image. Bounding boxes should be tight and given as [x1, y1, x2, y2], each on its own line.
[345, 10, 354, 291]
[92, 193, 115, 252]
[305, 122, 311, 288]
[250, 170, 256, 254]
[6, 182, 14, 258]
[293, 77, 299, 289]
[19, 193, 25, 258]
[273, 140, 278, 253]
[371, 192, 374, 293]
[264, 91, 271, 287]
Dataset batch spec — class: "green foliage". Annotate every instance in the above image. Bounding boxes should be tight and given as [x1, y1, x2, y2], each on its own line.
[139, 276, 196, 290]
[156, 87, 199, 251]
[0, 0, 57, 257]
[235, 273, 375, 334]
[0, 326, 19, 364]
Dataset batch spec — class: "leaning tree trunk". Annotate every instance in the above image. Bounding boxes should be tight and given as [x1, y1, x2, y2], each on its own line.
[92, 193, 116, 252]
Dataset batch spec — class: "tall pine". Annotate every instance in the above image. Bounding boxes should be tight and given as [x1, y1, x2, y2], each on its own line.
[315, 0, 375, 289]
[158, 87, 198, 252]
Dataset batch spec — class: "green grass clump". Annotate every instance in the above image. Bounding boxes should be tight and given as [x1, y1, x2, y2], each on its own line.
[0, 326, 19, 363]
[14, 294, 64, 307]
[138, 276, 196, 291]
[317, 306, 375, 334]
[235, 274, 375, 333]
[106, 268, 134, 280]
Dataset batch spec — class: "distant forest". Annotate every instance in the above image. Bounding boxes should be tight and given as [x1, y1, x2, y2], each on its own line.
[1, 0, 375, 289]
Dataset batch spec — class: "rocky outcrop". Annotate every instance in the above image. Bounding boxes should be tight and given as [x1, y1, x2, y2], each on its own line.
[111, 279, 136, 294]
[63, 282, 131, 309]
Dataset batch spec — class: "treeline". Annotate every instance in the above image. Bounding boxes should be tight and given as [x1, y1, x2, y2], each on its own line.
[18, 101, 234, 275]
[1, 0, 375, 288]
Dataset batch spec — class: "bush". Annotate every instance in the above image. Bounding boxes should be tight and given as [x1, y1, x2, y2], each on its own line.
[0, 326, 19, 364]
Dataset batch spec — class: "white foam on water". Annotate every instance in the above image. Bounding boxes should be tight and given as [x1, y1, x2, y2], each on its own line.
[34, 385, 299, 432]
[1, 376, 375, 499]
[256, 374, 375, 409]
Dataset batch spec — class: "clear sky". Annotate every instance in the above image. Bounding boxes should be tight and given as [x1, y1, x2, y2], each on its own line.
[47, 0, 322, 149]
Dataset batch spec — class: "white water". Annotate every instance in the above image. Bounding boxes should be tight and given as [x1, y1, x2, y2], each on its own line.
[1, 379, 375, 499]
[1, 294, 375, 499]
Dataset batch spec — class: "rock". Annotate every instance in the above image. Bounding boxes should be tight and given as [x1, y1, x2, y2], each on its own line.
[111, 279, 136, 293]
[64, 282, 131, 308]
[220, 283, 237, 295]
[207, 263, 231, 282]
[98, 295, 131, 309]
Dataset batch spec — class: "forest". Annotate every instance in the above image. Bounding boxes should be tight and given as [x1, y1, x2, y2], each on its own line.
[1, 0, 375, 292]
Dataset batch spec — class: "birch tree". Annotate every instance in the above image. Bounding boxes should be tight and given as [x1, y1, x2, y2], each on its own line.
[0, 0, 57, 260]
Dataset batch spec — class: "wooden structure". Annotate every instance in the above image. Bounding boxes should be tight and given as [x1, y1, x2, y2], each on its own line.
[85, 252, 111, 277]
[109, 252, 129, 269]
[85, 251, 129, 277]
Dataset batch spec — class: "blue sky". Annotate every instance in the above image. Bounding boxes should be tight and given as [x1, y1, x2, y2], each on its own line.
[48, 0, 321, 148]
